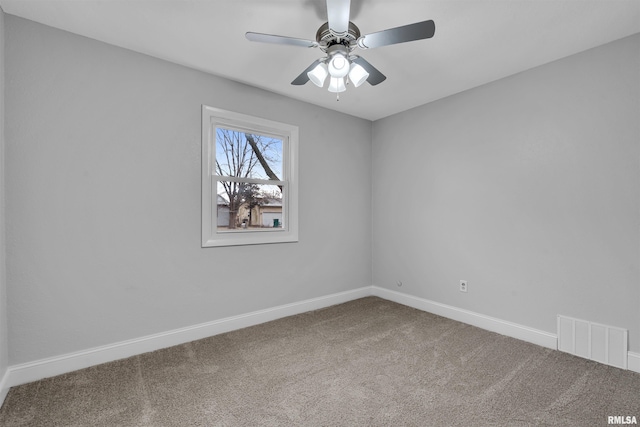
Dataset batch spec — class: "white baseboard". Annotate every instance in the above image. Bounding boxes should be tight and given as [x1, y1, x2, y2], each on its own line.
[628, 352, 640, 374]
[372, 286, 558, 350]
[2, 285, 637, 410]
[0, 368, 9, 408]
[373, 287, 640, 373]
[3, 286, 371, 391]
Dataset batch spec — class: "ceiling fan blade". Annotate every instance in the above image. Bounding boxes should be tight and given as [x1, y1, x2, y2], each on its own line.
[326, 0, 351, 36]
[358, 20, 435, 49]
[291, 59, 323, 85]
[352, 57, 386, 86]
[246, 32, 318, 48]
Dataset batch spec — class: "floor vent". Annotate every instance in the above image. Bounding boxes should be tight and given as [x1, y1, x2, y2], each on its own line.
[557, 315, 627, 369]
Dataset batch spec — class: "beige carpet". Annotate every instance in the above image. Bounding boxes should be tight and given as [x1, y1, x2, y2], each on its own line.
[1, 297, 639, 426]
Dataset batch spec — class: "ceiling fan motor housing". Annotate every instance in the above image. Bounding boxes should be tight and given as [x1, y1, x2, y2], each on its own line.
[316, 21, 361, 52]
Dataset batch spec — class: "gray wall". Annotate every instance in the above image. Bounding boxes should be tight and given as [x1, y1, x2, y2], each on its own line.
[0, 7, 8, 382]
[3, 13, 639, 367]
[372, 34, 640, 352]
[5, 16, 372, 365]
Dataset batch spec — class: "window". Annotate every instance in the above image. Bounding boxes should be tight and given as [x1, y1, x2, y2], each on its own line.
[201, 106, 298, 247]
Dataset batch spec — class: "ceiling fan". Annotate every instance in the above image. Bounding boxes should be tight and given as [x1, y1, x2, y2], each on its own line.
[245, 0, 435, 97]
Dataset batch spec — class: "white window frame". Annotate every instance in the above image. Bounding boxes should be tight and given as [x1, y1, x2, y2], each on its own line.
[201, 105, 299, 247]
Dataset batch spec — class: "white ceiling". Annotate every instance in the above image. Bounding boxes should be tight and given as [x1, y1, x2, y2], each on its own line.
[1, 0, 639, 121]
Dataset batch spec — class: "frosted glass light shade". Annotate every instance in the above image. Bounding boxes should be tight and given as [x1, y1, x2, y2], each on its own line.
[328, 77, 346, 93]
[349, 63, 369, 87]
[307, 63, 328, 87]
[328, 54, 349, 78]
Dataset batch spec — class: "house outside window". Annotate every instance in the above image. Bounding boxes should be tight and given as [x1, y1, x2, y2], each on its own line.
[201, 106, 298, 247]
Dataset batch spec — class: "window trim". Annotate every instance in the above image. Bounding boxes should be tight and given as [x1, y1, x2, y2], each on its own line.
[201, 105, 299, 247]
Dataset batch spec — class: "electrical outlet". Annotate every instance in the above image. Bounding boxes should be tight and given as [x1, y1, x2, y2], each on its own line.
[460, 280, 468, 293]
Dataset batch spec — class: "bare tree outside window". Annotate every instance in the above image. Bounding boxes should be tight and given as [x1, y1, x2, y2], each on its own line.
[215, 128, 283, 230]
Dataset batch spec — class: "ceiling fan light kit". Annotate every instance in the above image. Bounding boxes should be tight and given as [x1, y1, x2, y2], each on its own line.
[307, 63, 329, 87]
[348, 63, 369, 87]
[327, 46, 350, 78]
[328, 76, 347, 93]
[246, 0, 435, 99]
